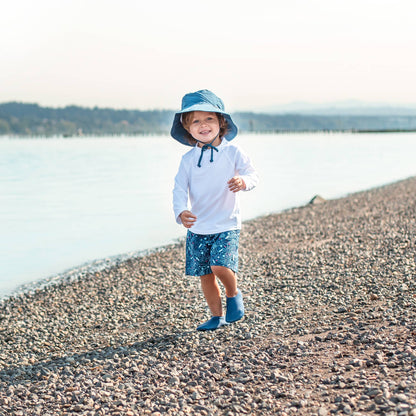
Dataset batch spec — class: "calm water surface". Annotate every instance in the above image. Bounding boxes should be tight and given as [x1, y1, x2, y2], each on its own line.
[1, 133, 415, 297]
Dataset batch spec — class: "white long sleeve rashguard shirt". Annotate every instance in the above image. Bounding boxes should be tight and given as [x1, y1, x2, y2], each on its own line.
[173, 140, 258, 235]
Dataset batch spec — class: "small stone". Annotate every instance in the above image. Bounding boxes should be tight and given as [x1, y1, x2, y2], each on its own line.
[168, 376, 180, 386]
[318, 407, 328, 416]
[394, 393, 409, 403]
[341, 404, 352, 414]
[366, 388, 382, 398]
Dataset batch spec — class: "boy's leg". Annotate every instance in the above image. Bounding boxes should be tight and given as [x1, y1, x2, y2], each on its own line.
[211, 265, 244, 323]
[210, 265, 238, 298]
[186, 231, 228, 330]
[210, 230, 244, 323]
[197, 273, 228, 330]
[200, 273, 222, 316]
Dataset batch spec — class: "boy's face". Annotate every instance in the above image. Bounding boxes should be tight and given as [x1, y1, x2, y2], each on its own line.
[187, 111, 220, 145]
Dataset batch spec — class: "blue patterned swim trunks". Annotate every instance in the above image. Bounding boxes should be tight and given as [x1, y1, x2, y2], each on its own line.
[185, 230, 240, 277]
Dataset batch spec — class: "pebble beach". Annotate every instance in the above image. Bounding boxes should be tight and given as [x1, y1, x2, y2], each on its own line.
[1, 177, 415, 416]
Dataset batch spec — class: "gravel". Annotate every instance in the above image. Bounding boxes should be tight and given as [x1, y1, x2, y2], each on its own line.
[0, 176, 415, 415]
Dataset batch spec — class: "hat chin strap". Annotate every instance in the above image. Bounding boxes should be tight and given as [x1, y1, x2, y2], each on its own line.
[196, 132, 220, 168]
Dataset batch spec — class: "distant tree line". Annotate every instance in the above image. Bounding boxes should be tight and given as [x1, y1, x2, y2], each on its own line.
[233, 112, 416, 133]
[1, 102, 416, 137]
[0, 102, 173, 136]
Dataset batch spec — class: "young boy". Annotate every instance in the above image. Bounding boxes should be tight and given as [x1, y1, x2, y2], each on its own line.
[171, 90, 258, 331]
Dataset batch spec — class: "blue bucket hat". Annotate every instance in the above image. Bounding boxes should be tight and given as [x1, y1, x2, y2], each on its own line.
[170, 89, 238, 146]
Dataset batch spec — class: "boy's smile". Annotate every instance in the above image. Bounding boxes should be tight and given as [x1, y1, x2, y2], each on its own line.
[188, 111, 221, 147]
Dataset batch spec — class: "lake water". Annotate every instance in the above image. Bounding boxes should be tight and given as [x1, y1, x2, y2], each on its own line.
[1, 132, 415, 298]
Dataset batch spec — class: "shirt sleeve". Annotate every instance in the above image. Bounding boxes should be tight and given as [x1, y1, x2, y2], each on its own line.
[235, 146, 259, 191]
[172, 156, 189, 224]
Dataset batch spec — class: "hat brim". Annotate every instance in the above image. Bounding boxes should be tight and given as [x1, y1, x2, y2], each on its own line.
[170, 104, 238, 146]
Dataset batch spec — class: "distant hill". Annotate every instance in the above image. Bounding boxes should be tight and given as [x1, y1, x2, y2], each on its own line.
[1, 102, 416, 137]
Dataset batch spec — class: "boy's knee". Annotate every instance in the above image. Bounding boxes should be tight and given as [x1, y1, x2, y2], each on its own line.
[211, 265, 234, 276]
[200, 272, 215, 280]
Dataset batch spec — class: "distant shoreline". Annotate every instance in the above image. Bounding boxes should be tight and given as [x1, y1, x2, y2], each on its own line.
[1, 129, 416, 139]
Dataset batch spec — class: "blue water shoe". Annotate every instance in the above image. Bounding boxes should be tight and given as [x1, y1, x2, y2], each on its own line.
[226, 289, 245, 323]
[196, 316, 228, 331]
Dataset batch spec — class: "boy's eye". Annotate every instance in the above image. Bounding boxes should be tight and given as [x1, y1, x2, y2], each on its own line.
[191, 116, 215, 125]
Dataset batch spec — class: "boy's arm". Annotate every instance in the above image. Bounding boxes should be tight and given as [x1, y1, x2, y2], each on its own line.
[173, 159, 190, 224]
[235, 147, 259, 192]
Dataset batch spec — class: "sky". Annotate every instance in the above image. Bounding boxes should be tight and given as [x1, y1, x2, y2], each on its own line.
[1, 0, 415, 111]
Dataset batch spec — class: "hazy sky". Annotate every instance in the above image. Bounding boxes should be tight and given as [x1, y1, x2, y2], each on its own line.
[1, 0, 415, 111]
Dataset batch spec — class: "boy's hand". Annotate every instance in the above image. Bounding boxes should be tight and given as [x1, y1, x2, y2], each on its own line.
[179, 210, 197, 228]
[228, 176, 246, 193]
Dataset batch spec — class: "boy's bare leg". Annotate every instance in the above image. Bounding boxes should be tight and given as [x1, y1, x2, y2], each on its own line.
[200, 273, 222, 316]
[211, 265, 238, 298]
